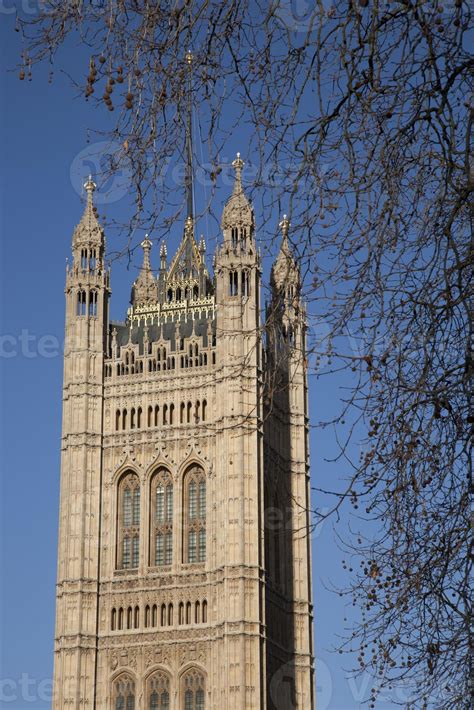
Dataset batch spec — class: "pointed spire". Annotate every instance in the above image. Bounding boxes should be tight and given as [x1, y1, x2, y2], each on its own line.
[221, 152, 254, 232]
[131, 234, 158, 306]
[141, 234, 152, 271]
[279, 214, 290, 251]
[185, 50, 194, 220]
[232, 152, 244, 193]
[271, 214, 300, 294]
[72, 174, 104, 251]
[160, 241, 168, 270]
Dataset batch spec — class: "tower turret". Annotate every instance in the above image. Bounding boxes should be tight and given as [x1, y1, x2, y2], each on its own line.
[221, 152, 255, 257]
[54, 177, 110, 708]
[216, 153, 259, 308]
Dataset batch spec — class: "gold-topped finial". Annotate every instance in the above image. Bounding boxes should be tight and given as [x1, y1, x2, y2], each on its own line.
[280, 214, 290, 239]
[84, 174, 96, 193]
[232, 152, 244, 188]
[141, 233, 152, 250]
[185, 50, 193, 66]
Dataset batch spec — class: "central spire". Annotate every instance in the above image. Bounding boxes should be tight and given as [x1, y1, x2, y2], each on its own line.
[185, 50, 194, 221]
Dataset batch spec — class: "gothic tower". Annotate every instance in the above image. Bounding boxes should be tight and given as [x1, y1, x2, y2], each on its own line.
[53, 163, 314, 709]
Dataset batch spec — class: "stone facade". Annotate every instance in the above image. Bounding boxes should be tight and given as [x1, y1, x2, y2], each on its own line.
[53, 159, 314, 709]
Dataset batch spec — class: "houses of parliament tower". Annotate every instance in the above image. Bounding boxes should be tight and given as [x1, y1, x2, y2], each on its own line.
[53, 150, 314, 708]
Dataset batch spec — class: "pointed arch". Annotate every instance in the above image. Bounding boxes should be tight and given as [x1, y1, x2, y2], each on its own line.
[112, 672, 136, 710]
[116, 471, 140, 570]
[181, 667, 206, 710]
[183, 464, 206, 564]
[146, 670, 170, 710]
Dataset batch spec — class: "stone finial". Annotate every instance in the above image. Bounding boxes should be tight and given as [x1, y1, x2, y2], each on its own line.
[84, 174, 96, 196]
[160, 241, 168, 270]
[141, 234, 152, 267]
[232, 152, 244, 191]
[132, 234, 158, 306]
[279, 214, 290, 241]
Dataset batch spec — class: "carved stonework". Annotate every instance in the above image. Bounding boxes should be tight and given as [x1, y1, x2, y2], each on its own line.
[53, 154, 314, 710]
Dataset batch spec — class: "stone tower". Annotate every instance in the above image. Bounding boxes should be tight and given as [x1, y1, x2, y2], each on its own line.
[53, 160, 314, 709]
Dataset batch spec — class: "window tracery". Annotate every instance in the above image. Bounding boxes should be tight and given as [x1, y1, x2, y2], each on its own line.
[184, 466, 206, 564]
[150, 469, 173, 567]
[148, 672, 170, 710]
[113, 674, 135, 710]
[117, 472, 140, 570]
[182, 669, 205, 710]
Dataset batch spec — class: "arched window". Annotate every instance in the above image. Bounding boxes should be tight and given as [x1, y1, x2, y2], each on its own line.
[186, 601, 192, 624]
[202, 600, 208, 624]
[77, 290, 87, 316]
[184, 466, 206, 564]
[180, 402, 186, 424]
[241, 270, 250, 297]
[134, 606, 140, 629]
[112, 674, 135, 710]
[148, 406, 153, 427]
[118, 608, 124, 630]
[229, 270, 238, 296]
[169, 403, 174, 425]
[151, 469, 173, 567]
[202, 400, 207, 422]
[148, 672, 170, 710]
[152, 604, 158, 627]
[145, 605, 150, 628]
[154, 405, 160, 427]
[240, 226, 247, 252]
[182, 669, 205, 710]
[160, 604, 166, 627]
[127, 606, 133, 629]
[231, 226, 238, 250]
[117, 472, 140, 570]
[111, 608, 117, 630]
[89, 290, 98, 317]
[137, 407, 142, 428]
[187, 401, 192, 424]
[195, 601, 200, 624]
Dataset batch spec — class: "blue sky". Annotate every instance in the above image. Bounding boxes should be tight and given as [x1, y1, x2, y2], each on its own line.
[0, 12, 408, 710]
